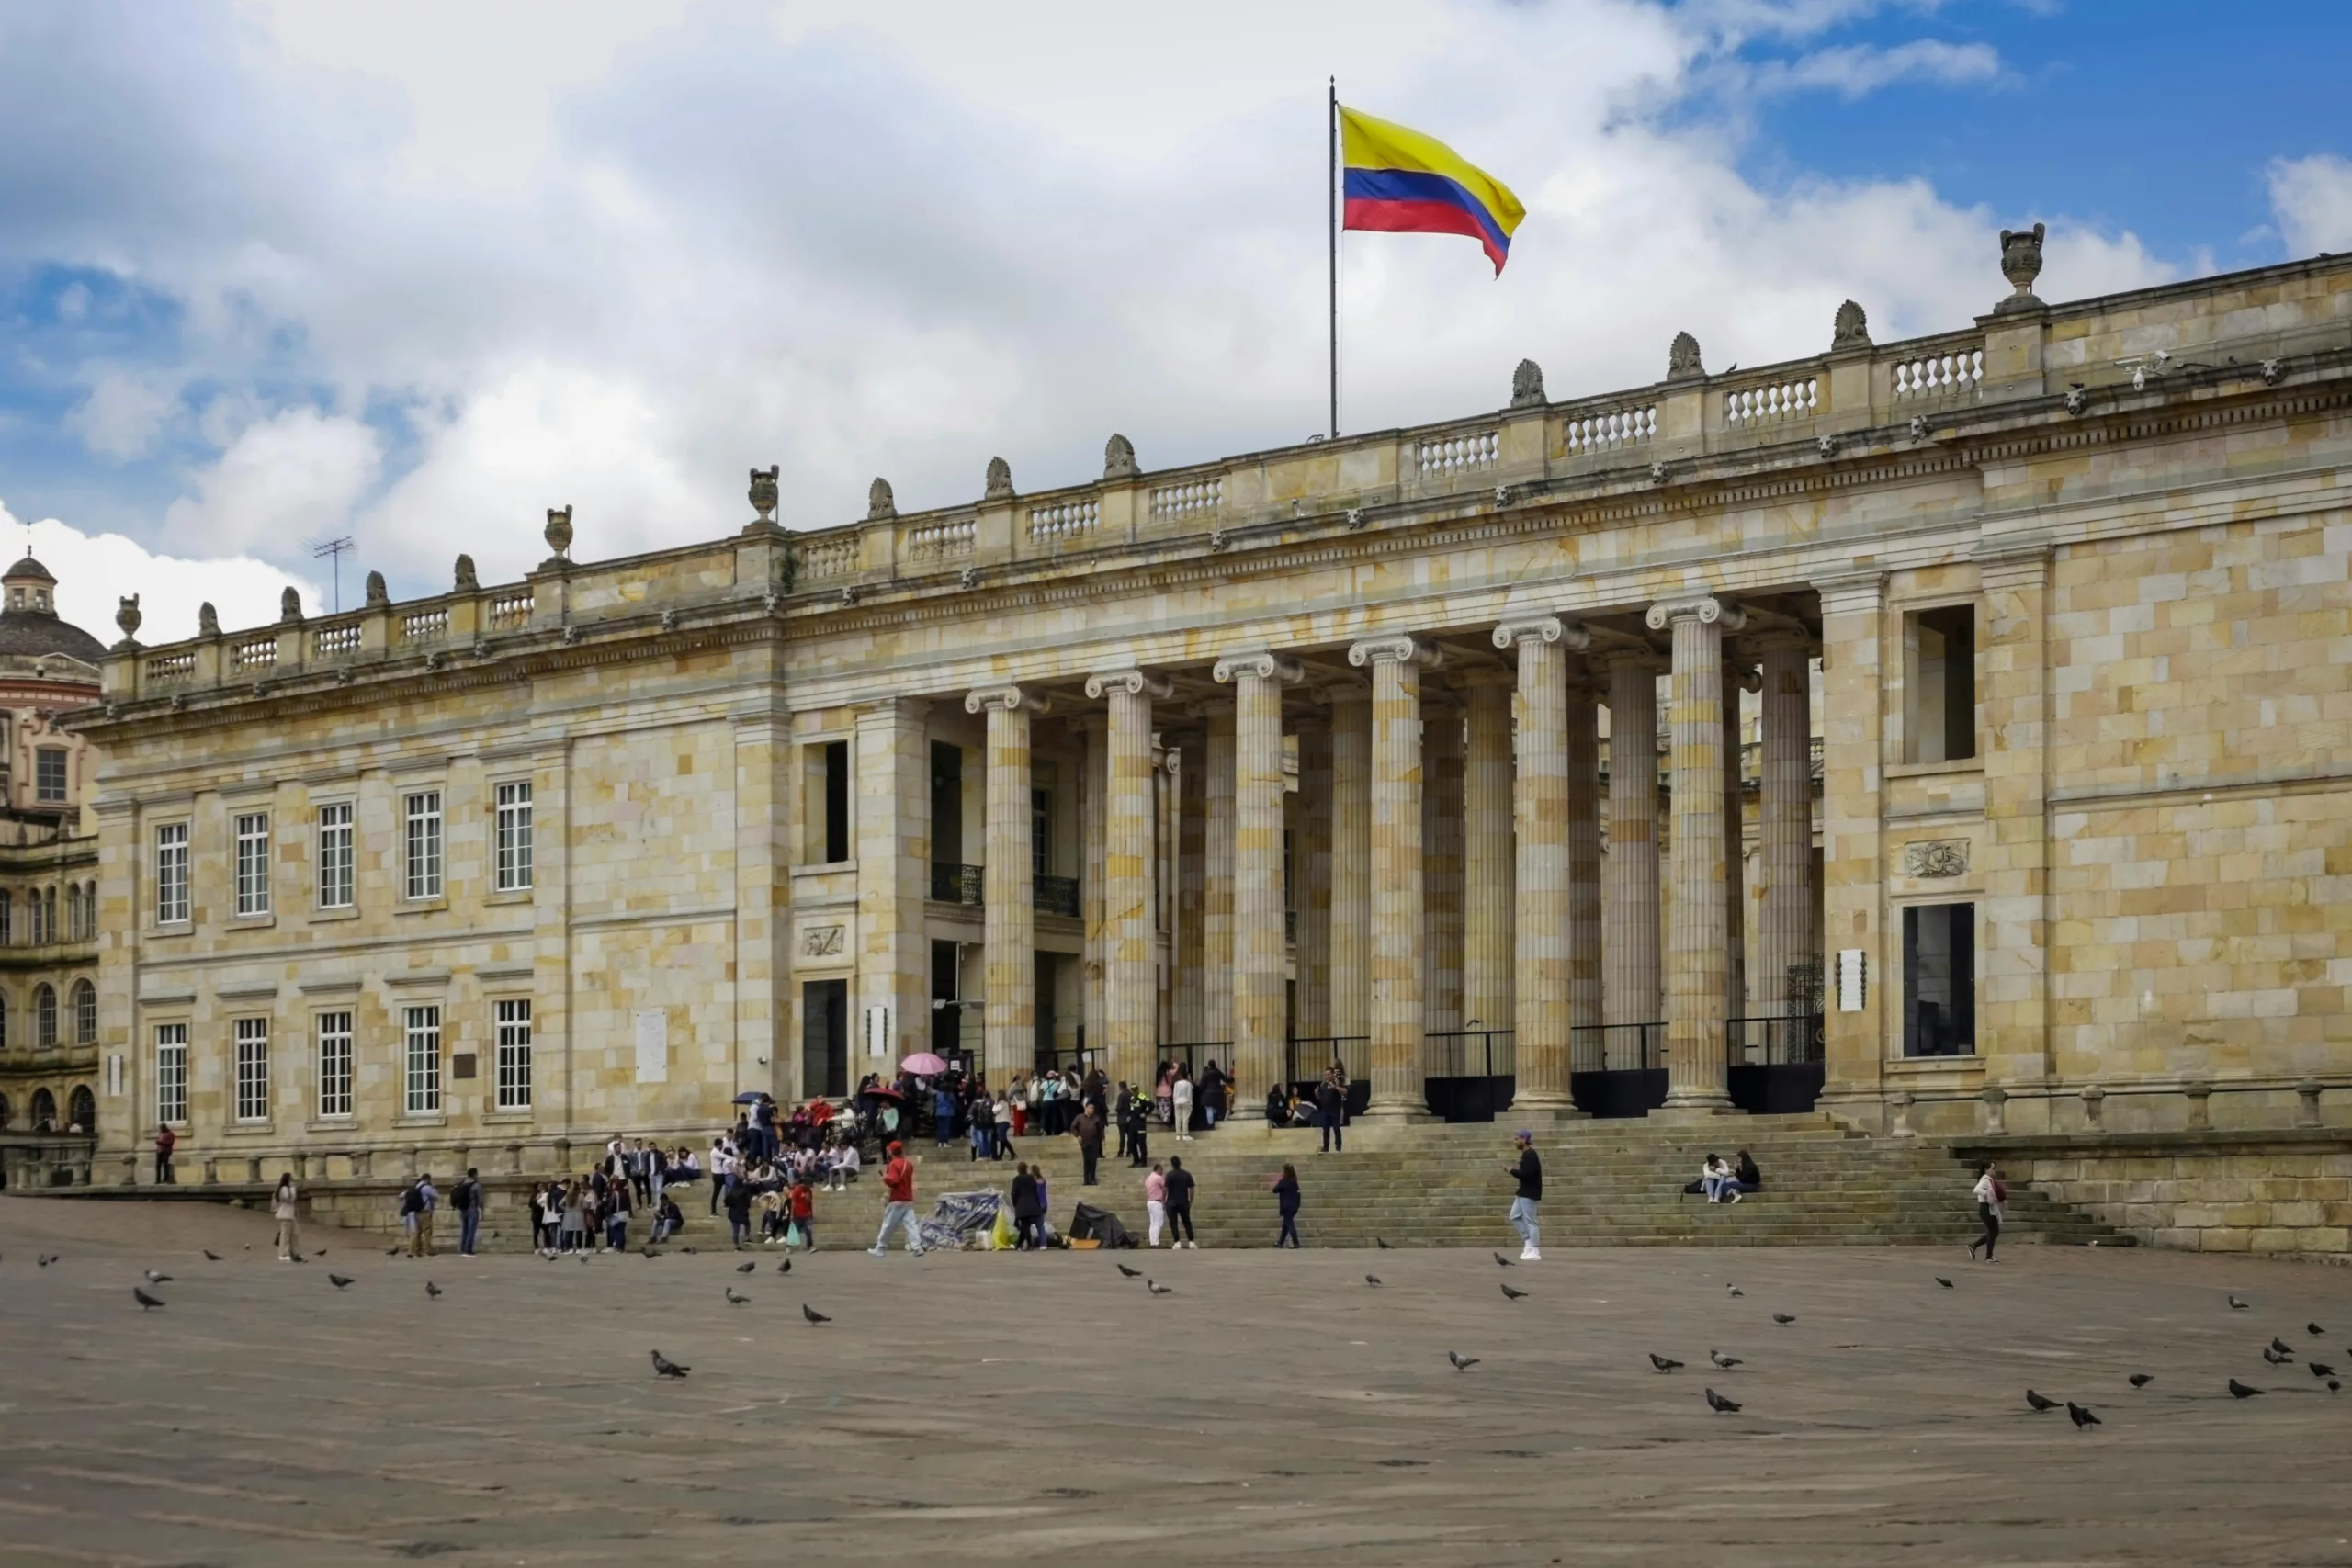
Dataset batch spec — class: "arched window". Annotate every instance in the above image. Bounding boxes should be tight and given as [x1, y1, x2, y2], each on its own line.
[35, 983, 57, 1049]
[30, 1087, 55, 1131]
[68, 1085, 94, 1135]
[73, 979, 96, 1044]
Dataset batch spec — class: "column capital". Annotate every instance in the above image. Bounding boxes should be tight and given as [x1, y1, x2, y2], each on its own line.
[1084, 668, 1174, 701]
[1211, 650, 1306, 686]
[1491, 615, 1592, 652]
[963, 683, 1052, 716]
[1644, 595, 1747, 633]
[1347, 634, 1442, 671]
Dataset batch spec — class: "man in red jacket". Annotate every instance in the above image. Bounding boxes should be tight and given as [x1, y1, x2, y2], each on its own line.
[867, 1142, 926, 1257]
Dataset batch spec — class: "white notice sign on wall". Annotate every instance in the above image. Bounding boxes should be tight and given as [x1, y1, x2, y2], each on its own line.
[865, 1004, 890, 1058]
[1836, 950, 1867, 1013]
[634, 1010, 669, 1083]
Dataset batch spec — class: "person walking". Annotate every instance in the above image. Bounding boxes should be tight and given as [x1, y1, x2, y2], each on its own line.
[153, 1122, 177, 1185]
[452, 1167, 484, 1256]
[272, 1172, 300, 1259]
[787, 1177, 816, 1250]
[1010, 1161, 1044, 1250]
[1164, 1156, 1197, 1248]
[1145, 1162, 1169, 1248]
[1968, 1160, 2007, 1261]
[1073, 1103, 1105, 1187]
[1316, 1071, 1346, 1155]
[1198, 1060, 1227, 1130]
[969, 1093, 996, 1162]
[1172, 1066, 1195, 1141]
[1506, 1130, 1543, 1262]
[723, 1169, 754, 1249]
[1271, 1163, 1302, 1248]
[869, 1141, 926, 1257]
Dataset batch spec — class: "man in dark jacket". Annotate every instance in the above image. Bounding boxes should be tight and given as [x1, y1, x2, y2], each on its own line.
[1010, 1161, 1044, 1249]
[1316, 1072, 1346, 1154]
[1506, 1130, 1543, 1262]
[1163, 1156, 1197, 1249]
[1072, 1106, 1105, 1186]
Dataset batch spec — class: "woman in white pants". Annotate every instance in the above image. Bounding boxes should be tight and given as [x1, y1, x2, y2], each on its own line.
[272, 1173, 300, 1259]
[1171, 1069, 1195, 1141]
[1145, 1163, 1168, 1247]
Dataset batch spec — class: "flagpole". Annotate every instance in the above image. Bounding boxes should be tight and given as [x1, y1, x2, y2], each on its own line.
[1328, 75, 1339, 441]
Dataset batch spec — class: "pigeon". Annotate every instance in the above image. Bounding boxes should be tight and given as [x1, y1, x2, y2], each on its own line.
[1710, 1350, 1743, 1370]
[2129, 1374, 2154, 1388]
[1494, 1253, 1515, 1268]
[2227, 1379, 2264, 1398]
[724, 1288, 750, 1306]
[775, 1259, 793, 1275]
[650, 1350, 689, 1379]
[681, 1247, 699, 1255]
[2067, 1402, 2101, 1429]
[1725, 1283, 1743, 1297]
[801, 1304, 831, 1325]
[316, 1249, 327, 1257]
[1771, 1314, 1796, 1325]
[132, 1287, 166, 1310]
[2310, 1362, 2335, 1379]
[2025, 1389, 2059, 1412]
[1448, 1352, 1479, 1371]
[37, 1254, 58, 1268]
[328, 1274, 355, 1289]
[1704, 1387, 1741, 1414]
[1375, 1237, 1392, 1250]
[2263, 1347, 2292, 1366]
[1935, 1277, 1954, 1289]
[641, 1247, 657, 1259]
[1648, 1354, 1684, 1372]
[144, 1270, 174, 1284]
[736, 1261, 757, 1274]
[1365, 1275, 1383, 1287]
[1116, 1264, 1142, 1279]
[385, 1247, 401, 1257]
[2228, 1295, 2250, 1310]
[1148, 1280, 1174, 1295]
[1501, 1283, 1528, 1302]
[2330, 1381, 2342, 1393]
[2270, 1337, 2293, 1356]
[425, 1281, 443, 1299]
[201, 1249, 222, 1262]
[2308, 1322, 2326, 1337]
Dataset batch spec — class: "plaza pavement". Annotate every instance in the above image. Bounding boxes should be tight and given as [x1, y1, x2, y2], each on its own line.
[3, 1194, 2349, 1567]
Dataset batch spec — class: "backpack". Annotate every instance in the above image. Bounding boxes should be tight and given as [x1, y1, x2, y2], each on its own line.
[451, 1179, 475, 1213]
[399, 1186, 423, 1216]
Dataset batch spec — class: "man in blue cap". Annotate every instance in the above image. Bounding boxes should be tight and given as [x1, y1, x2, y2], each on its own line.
[1506, 1130, 1543, 1262]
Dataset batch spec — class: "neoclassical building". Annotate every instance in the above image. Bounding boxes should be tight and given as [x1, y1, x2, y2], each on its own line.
[80, 235, 2352, 1205]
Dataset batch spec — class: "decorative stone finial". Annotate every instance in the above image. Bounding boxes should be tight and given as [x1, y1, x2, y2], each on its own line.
[1667, 332, 1705, 380]
[544, 504, 574, 562]
[984, 456, 1014, 501]
[364, 570, 389, 608]
[278, 586, 303, 625]
[1996, 222, 2046, 314]
[453, 554, 478, 592]
[114, 593, 141, 649]
[198, 601, 220, 637]
[1831, 299, 1871, 350]
[749, 465, 780, 525]
[1102, 434, 1138, 480]
[1510, 358, 1545, 408]
[867, 478, 897, 521]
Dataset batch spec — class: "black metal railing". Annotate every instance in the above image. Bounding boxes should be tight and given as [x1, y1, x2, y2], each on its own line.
[929, 863, 984, 905]
[1152, 1042, 1232, 1081]
[1032, 1043, 1100, 1077]
[1569, 1021, 1666, 1074]
[1423, 1029, 1517, 1078]
[1035, 874, 1080, 918]
[1286, 1035, 1372, 1088]
[1726, 1013, 1826, 1066]
[1284, 907, 1297, 942]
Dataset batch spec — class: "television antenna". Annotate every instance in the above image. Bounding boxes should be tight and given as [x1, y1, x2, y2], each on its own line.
[309, 536, 356, 613]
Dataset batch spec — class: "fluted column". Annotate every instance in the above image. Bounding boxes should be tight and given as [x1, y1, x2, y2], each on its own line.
[1155, 738, 1177, 1045]
[1494, 617, 1578, 1107]
[1328, 684, 1372, 1055]
[967, 686, 1046, 1080]
[1200, 705, 1236, 1049]
[1758, 634, 1816, 1016]
[1215, 650, 1304, 1112]
[1647, 596, 1747, 1110]
[1084, 669, 1171, 1090]
[1349, 635, 1439, 1114]
[1462, 673, 1516, 1037]
[1566, 668, 1604, 1062]
[1422, 694, 1464, 1040]
[1078, 714, 1106, 1057]
[1602, 649, 1663, 1066]
[1174, 730, 1207, 1046]
[1724, 656, 1750, 1026]
[1296, 717, 1333, 1043]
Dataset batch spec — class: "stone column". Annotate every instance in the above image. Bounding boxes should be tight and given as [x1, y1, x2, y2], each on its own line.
[854, 699, 933, 1068]
[1155, 737, 1177, 1045]
[1077, 714, 1106, 1060]
[1462, 673, 1516, 1037]
[1084, 669, 1171, 1091]
[1328, 684, 1373, 1055]
[1647, 596, 1747, 1111]
[1602, 649, 1663, 1065]
[967, 685, 1046, 1081]
[1724, 655, 1751, 1029]
[1494, 617, 1570, 1106]
[1814, 574, 1887, 1118]
[1565, 669, 1604, 1077]
[1422, 694, 1465, 1040]
[1757, 634, 1816, 1017]
[1214, 651, 1303, 1112]
[1976, 537, 2052, 1088]
[1200, 705, 1237, 1049]
[1174, 729, 1207, 1047]
[1295, 718, 1334, 1044]
[1349, 635, 1439, 1115]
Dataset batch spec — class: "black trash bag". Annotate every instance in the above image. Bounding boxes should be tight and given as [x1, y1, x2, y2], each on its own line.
[1069, 1202, 1136, 1249]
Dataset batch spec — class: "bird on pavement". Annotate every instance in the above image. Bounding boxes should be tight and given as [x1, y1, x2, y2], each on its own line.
[2228, 1295, 2251, 1310]
[1494, 1253, 1515, 1268]
[328, 1274, 355, 1289]
[1648, 1354, 1684, 1372]
[2310, 1362, 2335, 1379]
[132, 1287, 166, 1310]
[650, 1350, 689, 1378]
[1935, 1277, 1953, 1289]
[425, 1281, 443, 1299]
[802, 1304, 831, 1325]
[776, 1258, 791, 1275]
[144, 1270, 174, 1284]
[1501, 1283, 1528, 1302]
[385, 1247, 401, 1257]
[1772, 1314, 1796, 1325]
[2025, 1389, 2059, 1412]
[2263, 1347, 2293, 1366]
[1148, 1280, 1174, 1295]
[2270, 1337, 2294, 1356]
[1365, 1275, 1382, 1287]
[1710, 1350, 1743, 1370]
[724, 1288, 750, 1305]
[37, 1255, 58, 1268]
[2329, 1380, 2342, 1393]
[2227, 1379, 2264, 1398]
[202, 1250, 222, 1262]
[2307, 1322, 2325, 1337]
[1116, 1264, 1142, 1279]
[1375, 1237, 1392, 1249]
[736, 1261, 757, 1274]
[2129, 1374, 2154, 1388]
[1448, 1352, 1479, 1371]
[1725, 1283, 1743, 1297]
[1704, 1388, 1741, 1414]
[2067, 1403, 2101, 1429]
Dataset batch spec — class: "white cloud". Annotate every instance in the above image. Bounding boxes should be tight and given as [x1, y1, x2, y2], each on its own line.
[2267, 154, 2352, 256]
[64, 371, 183, 460]
[1748, 39, 2002, 99]
[161, 406, 383, 559]
[0, 501, 321, 648]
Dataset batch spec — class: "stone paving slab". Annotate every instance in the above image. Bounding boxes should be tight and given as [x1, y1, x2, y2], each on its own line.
[4, 1195, 2351, 1567]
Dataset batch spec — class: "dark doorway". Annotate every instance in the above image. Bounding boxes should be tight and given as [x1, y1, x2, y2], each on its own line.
[1904, 902, 1975, 1057]
[932, 939, 967, 1068]
[931, 742, 964, 864]
[801, 980, 848, 1099]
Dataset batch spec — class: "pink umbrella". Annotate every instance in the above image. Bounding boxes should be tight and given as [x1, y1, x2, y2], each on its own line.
[899, 1052, 950, 1077]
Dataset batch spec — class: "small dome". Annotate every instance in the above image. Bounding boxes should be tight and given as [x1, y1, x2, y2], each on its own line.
[3, 554, 56, 585]
[0, 555, 107, 663]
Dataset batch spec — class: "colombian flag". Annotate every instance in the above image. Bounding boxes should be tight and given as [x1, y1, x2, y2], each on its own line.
[1340, 106, 1525, 276]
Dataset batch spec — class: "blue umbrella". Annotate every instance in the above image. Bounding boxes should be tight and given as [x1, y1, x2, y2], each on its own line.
[731, 1091, 766, 1105]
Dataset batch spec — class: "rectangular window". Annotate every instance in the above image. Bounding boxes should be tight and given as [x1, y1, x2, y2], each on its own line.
[233, 1017, 270, 1122]
[494, 998, 533, 1111]
[233, 812, 271, 917]
[494, 780, 534, 891]
[403, 791, 443, 899]
[403, 1004, 442, 1114]
[1902, 903, 1976, 1058]
[36, 747, 67, 802]
[155, 822, 190, 924]
[316, 1010, 354, 1119]
[1905, 604, 1978, 764]
[155, 1023, 188, 1125]
[824, 740, 851, 862]
[317, 802, 354, 909]
[1031, 788, 1051, 879]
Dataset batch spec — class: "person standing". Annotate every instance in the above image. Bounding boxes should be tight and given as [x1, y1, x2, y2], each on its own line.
[605, 1181, 632, 1251]
[1072, 1103, 1105, 1187]
[1968, 1160, 2007, 1262]
[1271, 1163, 1302, 1248]
[969, 1093, 996, 1162]
[1198, 1060, 1227, 1130]
[1010, 1161, 1044, 1250]
[153, 1122, 177, 1185]
[1316, 1071, 1346, 1155]
[787, 1176, 815, 1250]
[723, 1169, 754, 1249]
[452, 1168, 483, 1256]
[410, 1173, 440, 1258]
[1171, 1066, 1195, 1141]
[1125, 1088, 1150, 1169]
[708, 1136, 734, 1216]
[1145, 1162, 1169, 1248]
[1164, 1156, 1197, 1248]
[272, 1172, 300, 1260]
[1113, 1081, 1133, 1161]
[1505, 1130, 1543, 1262]
[869, 1141, 926, 1257]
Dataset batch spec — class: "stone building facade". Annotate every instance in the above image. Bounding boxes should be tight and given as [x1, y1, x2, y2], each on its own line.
[76, 240, 2352, 1246]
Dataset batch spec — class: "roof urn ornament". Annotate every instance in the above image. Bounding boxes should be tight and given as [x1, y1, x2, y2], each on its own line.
[867, 477, 897, 521]
[1667, 332, 1705, 381]
[749, 465, 780, 525]
[114, 593, 141, 649]
[1510, 358, 1545, 408]
[279, 586, 303, 625]
[544, 504, 574, 563]
[1831, 299, 1871, 350]
[364, 570, 389, 608]
[1996, 222, 2046, 314]
[984, 456, 1014, 501]
[1103, 433, 1139, 480]
[198, 601, 220, 637]
[454, 554, 479, 592]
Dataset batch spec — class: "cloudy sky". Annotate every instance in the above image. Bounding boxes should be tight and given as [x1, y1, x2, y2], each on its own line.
[3, 0, 2349, 642]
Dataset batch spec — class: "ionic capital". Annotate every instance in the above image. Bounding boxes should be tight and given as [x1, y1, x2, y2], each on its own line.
[1643, 596, 1747, 633]
[1597, 645, 1662, 675]
[1084, 669, 1174, 701]
[963, 683, 1052, 716]
[1210, 650, 1306, 686]
[1346, 634, 1442, 671]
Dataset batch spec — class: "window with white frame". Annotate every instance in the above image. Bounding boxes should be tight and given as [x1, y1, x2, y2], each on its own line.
[403, 791, 443, 899]
[73, 978, 96, 1043]
[34, 984, 55, 1048]
[156, 1023, 188, 1125]
[494, 998, 533, 1111]
[494, 780, 534, 892]
[35, 747, 67, 803]
[233, 1017, 270, 1122]
[403, 1004, 441, 1114]
[155, 822, 190, 923]
[316, 1010, 354, 1119]
[317, 802, 354, 909]
[233, 812, 271, 917]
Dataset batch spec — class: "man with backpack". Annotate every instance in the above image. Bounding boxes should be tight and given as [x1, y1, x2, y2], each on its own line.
[401, 1174, 440, 1258]
[451, 1168, 483, 1256]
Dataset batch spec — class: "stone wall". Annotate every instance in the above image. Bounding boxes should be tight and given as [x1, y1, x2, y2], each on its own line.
[1951, 1130, 2352, 1257]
